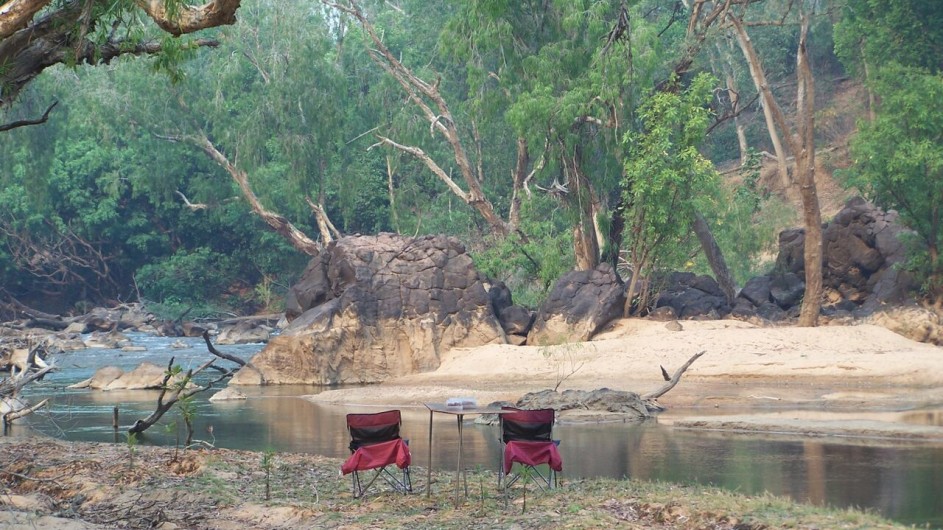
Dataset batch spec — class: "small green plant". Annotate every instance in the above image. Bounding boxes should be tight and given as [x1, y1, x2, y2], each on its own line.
[163, 419, 181, 461]
[125, 432, 138, 469]
[261, 448, 277, 501]
[539, 341, 592, 391]
[518, 466, 532, 514]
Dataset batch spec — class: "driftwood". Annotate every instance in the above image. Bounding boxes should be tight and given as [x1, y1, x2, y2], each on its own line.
[127, 356, 225, 443]
[1, 343, 55, 425]
[3, 398, 48, 425]
[503, 350, 707, 422]
[217, 313, 282, 327]
[129, 334, 254, 441]
[201, 330, 265, 384]
[642, 350, 706, 401]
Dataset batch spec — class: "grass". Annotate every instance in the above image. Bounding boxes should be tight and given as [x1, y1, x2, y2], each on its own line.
[0, 438, 914, 529]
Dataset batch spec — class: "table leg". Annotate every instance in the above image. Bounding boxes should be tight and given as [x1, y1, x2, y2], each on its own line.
[455, 414, 464, 502]
[426, 409, 433, 497]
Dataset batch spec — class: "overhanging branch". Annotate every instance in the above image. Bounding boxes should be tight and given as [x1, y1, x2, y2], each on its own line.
[0, 100, 57, 132]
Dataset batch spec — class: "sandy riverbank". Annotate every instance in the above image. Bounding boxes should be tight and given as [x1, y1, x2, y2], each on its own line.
[305, 318, 943, 440]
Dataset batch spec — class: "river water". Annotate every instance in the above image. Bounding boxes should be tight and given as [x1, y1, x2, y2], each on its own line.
[10, 333, 943, 528]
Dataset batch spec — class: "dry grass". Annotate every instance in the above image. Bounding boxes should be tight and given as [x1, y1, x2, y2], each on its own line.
[1, 438, 906, 530]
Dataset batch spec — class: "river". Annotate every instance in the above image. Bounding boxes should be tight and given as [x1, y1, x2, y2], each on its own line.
[9, 333, 943, 528]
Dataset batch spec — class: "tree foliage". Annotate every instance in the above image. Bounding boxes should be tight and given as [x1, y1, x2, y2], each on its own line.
[2, 1, 938, 317]
[620, 73, 721, 314]
[843, 65, 943, 298]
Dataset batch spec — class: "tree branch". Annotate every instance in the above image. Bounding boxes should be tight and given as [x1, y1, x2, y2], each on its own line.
[0, 0, 51, 40]
[162, 132, 321, 256]
[642, 350, 705, 400]
[135, 0, 241, 37]
[0, 100, 56, 131]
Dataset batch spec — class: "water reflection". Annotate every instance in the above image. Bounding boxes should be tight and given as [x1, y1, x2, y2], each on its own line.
[902, 410, 943, 426]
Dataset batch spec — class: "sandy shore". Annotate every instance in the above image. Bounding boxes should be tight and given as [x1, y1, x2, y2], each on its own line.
[306, 319, 943, 440]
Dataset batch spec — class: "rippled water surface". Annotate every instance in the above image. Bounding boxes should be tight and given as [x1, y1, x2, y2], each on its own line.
[12, 333, 943, 528]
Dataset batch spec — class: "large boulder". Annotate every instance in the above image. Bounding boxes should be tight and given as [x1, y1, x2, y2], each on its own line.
[527, 263, 625, 345]
[231, 234, 506, 385]
[653, 272, 730, 319]
[735, 198, 916, 319]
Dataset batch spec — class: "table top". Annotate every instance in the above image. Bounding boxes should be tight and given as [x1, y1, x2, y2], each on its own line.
[424, 403, 513, 415]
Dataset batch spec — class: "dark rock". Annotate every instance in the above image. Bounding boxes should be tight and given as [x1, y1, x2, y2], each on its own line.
[648, 306, 677, 321]
[498, 305, 535, 336]
[488, 281, 513, 315]
[653, 274, 729, 319]
[527, 263, 625, 344]
[739, 276, 772, 307]
[769, 272, 805, 309]
[755, 301, 787, 322]
[233, 234, 505, 385]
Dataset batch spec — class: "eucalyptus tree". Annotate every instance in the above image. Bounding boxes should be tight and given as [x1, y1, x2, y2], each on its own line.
[132, 2, 396, 252]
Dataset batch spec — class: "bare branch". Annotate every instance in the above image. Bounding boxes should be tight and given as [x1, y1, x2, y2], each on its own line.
[164, 133, 321, 256]
[372, 136, 470, 201]
[642, 350, 705, 400]
[0, 100, 57, 131]
[304, 196, 342, 243]
[3, 397, 47, 425]
[174, 190, 209, 211]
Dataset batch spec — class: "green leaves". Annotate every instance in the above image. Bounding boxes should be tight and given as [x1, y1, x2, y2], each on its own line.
[843, 63, 943, 296]
[620, 73, 721, 280]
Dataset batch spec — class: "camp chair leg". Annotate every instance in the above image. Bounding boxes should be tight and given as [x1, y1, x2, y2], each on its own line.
[379, 466, 412, 494]
[353, 469, 385, 498]
[501, 464, 557, 493]
[353, 466, 412, 498]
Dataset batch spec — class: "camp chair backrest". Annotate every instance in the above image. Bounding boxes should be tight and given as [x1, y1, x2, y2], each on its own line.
[501, 407, 554, 443]
[347, 410, 403, 451]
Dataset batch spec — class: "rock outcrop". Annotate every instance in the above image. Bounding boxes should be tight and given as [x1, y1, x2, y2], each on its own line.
[68, 362, 179, 391]
[527, 263, 625, 344]
[734, 197, 916, 318]
[231, 234, 506, 385]
[652, 272, 730, 320]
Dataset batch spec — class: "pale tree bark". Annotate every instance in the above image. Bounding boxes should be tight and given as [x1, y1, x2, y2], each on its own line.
[728, 14, 791, 191]
[0, 1, 240, 105]
[386, 156, 401, 233]
[564, 142, 601, 270]
[324, 0, 512, 237]
[134, 0, 242, 36]
[712, 40, 750, 164]
[793, 13, 822, 327]
[305, 196, 341, 244]
[0, 0, 50, 40]
[163, 133, 322, 256]
[727, 7, 822, 326]
[861, 58, 876, 122]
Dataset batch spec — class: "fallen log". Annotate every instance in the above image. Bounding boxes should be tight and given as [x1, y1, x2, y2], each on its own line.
[3, 398, 48, 426]
[485, 350, 707, 423]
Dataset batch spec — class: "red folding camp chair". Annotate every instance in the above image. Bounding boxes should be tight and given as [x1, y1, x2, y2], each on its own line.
[498, 407, 562, 491]
[341, 410, 412, 498]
